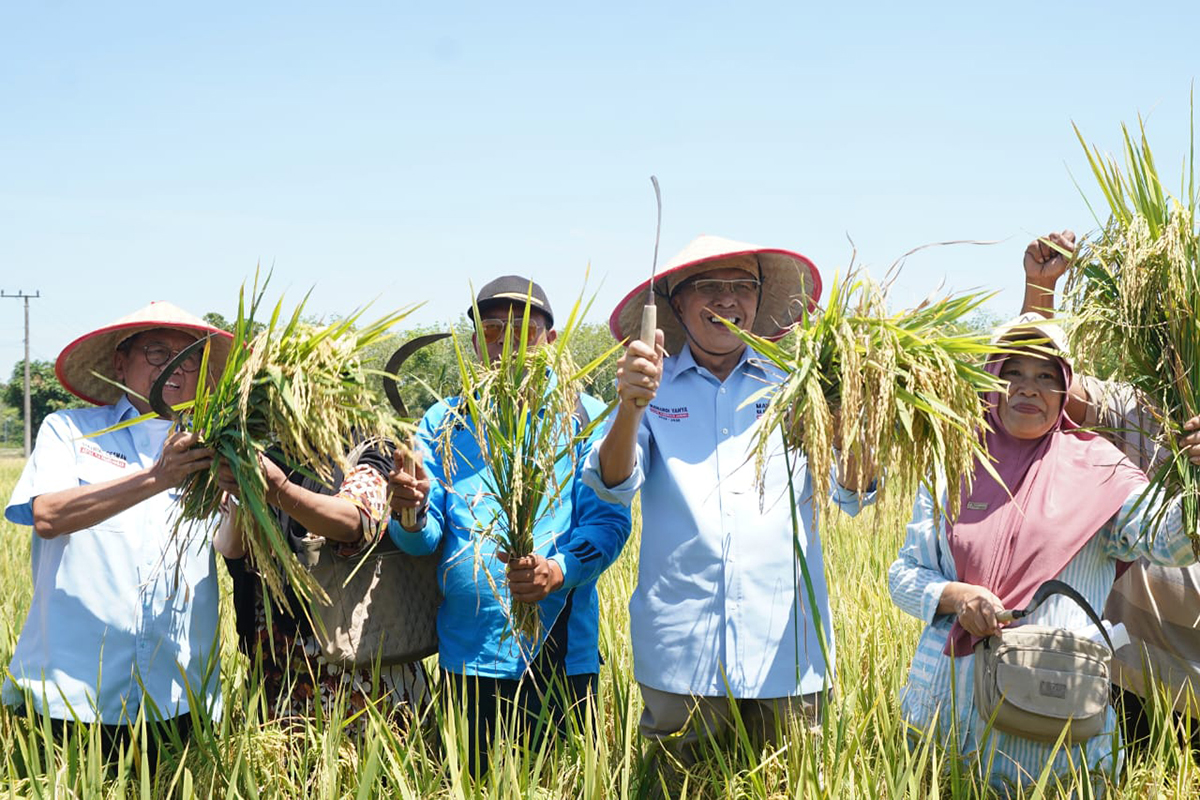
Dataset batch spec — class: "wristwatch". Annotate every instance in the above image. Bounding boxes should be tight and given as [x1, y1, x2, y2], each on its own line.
[390, 504, 428, 530]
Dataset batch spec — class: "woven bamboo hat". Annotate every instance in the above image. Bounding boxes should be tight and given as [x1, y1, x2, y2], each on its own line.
[56, 301, 234, 405]
[609, 234, 822, 353]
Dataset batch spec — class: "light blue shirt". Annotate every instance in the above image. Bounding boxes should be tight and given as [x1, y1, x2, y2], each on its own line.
[582, 344, 875, 698]
[889, 486, 1196, 789]
[4, 397, 221, 724]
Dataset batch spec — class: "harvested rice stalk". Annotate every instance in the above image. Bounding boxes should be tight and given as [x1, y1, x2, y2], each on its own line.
[436, 284, 618, 647]
[1065, 112, 1200, 553]
[174, 273, 415, 609]
[727, 271, 1008, 521]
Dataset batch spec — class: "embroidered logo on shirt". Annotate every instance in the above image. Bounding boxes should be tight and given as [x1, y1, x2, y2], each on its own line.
[755, 401, 769, 419]
[648, 404, 689, 421]
[78, 441, 129, 468]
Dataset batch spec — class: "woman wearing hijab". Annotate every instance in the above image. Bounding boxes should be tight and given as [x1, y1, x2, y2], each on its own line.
[889, 314, 1199, 790]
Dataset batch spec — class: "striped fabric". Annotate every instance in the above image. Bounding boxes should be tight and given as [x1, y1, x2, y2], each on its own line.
[889, 484, 1195, 790]
[1079, 375, 1200, 715]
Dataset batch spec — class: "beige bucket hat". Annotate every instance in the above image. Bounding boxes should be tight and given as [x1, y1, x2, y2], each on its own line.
[609, 234, 822, 353]
[55, 301, 234, 405]
[990, 311, 1071, 362]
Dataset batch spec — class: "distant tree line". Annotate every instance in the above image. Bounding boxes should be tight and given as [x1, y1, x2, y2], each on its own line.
[2, 361, 86, 447]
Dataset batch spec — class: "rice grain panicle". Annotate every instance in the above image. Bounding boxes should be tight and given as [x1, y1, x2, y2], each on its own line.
[726, 267, 1009, 521]
[155, 272, 416, 611]
[1066, 108, 1200, 554]
[435, 282, 619, 651]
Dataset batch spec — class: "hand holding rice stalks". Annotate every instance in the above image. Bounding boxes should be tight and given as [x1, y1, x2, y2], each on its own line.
[436, 286, 618, 647]
[177, 274, 416, 610]
[727, 271, 1008, 520]
[1065, 112, 1200, 551]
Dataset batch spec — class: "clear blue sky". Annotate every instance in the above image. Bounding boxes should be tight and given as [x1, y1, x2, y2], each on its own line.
[2, 1, 1198, 376]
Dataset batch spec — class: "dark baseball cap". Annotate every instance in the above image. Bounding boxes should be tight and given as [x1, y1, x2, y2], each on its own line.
[469, 275, 554, 327]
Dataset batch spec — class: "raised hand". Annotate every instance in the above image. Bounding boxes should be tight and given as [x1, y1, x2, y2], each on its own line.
[616, 329, 665, 410]
[388, 443, 430, 527]
[1023, 230, 1077, 288]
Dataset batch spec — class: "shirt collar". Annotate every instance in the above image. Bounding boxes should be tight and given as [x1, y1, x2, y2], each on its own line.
[115, 395, 140, 423]
[670, 342, 773, 382]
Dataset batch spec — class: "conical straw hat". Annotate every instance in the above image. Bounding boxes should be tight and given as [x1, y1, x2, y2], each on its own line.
[56, 301, 234, 405]
[609, 234, 822, 354]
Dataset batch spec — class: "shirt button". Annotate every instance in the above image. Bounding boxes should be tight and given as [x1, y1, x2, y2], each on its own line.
[719, 387, 727, 394]
[721, 427, 729, 435]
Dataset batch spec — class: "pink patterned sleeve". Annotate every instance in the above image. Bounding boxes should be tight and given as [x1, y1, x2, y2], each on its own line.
[332, 463, 389, 557]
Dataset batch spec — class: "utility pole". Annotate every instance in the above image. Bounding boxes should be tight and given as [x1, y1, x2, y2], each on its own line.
[2, 290, 40, 457]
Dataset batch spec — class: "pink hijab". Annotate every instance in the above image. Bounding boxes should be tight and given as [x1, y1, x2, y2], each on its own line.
[943, 347, 1147, 657]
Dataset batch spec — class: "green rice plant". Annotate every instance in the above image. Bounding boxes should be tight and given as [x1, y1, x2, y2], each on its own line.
[435, 282, 619, 647]
[7, 457, 1200, 795]
[158, 272, 415, 610]
[1065, 106, 1200, 553]
[725, 270, 1009, 522]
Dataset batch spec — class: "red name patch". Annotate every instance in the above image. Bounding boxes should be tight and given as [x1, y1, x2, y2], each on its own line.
[79, 442, 129, 468]
[649, 405, 689, 421]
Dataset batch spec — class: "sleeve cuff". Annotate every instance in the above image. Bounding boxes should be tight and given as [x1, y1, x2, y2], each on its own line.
[579, 445, 641, 506]
[4, 500, 34, 526]
[549, 553, 573, 589]
[921, 579, 951, 624]
[831, 477, 878, 514]
[386, 515, 436, 555]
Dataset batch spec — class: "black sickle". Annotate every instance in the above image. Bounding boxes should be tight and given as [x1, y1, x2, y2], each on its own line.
[148, 333, 219, 421]
[382, 332, 451, 417]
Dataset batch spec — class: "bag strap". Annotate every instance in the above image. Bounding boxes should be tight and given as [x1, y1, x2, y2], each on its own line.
[1011, 579, 1116, 652]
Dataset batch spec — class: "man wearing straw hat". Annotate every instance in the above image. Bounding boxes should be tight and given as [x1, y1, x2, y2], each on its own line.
[583, 235, 877, 765]
[3, 301, 231, 767]
[388, 275, 632, 776]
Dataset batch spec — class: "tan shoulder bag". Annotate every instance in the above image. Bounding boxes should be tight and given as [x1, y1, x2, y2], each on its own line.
[973, 579, 1114, 744]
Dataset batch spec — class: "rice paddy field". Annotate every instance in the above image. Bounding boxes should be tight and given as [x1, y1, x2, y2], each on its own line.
[1, 453, 1199, 798]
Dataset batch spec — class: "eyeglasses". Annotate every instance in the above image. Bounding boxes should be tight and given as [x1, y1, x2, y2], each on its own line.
[141, 344, 202, 373]
[478, 318, 547, 346]
[684, 278, 762, 299]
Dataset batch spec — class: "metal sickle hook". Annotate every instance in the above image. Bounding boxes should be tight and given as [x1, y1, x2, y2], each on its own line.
[148, 333, 219, 421]
[381, 332, 452, 417]
[648, 175, 662, 305]
[382, 331, 451, 529]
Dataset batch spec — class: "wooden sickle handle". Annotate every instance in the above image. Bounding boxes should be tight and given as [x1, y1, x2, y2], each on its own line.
[635, 305, 657, 408]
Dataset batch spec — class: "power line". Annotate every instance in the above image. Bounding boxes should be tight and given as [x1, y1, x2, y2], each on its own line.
[2, 290, 41, 457]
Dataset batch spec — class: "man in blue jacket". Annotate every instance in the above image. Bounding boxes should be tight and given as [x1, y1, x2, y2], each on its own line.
[388, 276, 631, 775]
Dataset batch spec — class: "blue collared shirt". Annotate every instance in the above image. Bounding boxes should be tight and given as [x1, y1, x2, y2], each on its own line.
[389, 392, 632, 679]
[582, 344, 874, 698]
[4, 397, 221, 724]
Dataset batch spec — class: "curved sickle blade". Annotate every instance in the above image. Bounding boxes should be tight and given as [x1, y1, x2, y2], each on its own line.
[999, 578, 1105, 631]
[1024, 579, 1088, 618]
[382, 332, 451, 417]
[148, 333, 218, 420]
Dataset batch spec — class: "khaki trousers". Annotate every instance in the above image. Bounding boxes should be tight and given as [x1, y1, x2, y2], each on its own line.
[638, 682, 825, 764]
